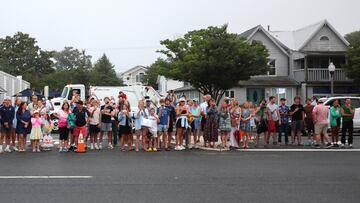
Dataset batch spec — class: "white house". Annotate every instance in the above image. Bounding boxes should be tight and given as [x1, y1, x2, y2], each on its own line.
[0, 71, 31, 102]
[156, 75, 184, 96]
[119, 65, 147, 86]
[173, 20, 356, 105]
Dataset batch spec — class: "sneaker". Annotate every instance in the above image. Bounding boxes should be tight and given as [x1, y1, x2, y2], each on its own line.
[108, 143, 114, 149]
[325, 143, 332, 149]
[340, 144, 345, 148]
[174, 146, 180, 151]
[36, 148, 41, 152]
[180, 145, 185, 150]
[59, 147, 63, 152]
[0, 147, 3, 153]
[148, 147, 153, 152]
[32, 149, 36, 153]
[4, 146, 12, 153]
[63, 148, 68, 152]
[12, 146, 19, 152]
[349, 144, 353, 148]
[94, 143, 99, 150]
[314, 144, 321, 149]
[90, 144, 94, 150]
[99, 143, 103, 150]
[153, 148, 157, 152]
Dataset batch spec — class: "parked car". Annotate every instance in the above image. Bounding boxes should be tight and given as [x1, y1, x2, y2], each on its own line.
[319, 96, 360, 131]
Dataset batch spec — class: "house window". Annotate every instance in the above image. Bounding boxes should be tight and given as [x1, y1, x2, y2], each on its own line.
[268, 59, 276, 75]
[225, 90, 235, 98]
[136, 73, 145, 83]
[320, 36, 329, 41]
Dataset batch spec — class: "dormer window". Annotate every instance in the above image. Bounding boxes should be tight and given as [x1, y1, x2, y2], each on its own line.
[320, 36, 329, 41]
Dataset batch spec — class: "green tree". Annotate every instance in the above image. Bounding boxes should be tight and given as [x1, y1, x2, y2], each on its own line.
[155, 25, 269, 103]
[345, 31, 360, 47]
[91, 54, 123, 86]
[144, 62, 161, 88]
[344, 31, 360, 85]
[0, 32, 54, 90]
[53, 47, 92, 70]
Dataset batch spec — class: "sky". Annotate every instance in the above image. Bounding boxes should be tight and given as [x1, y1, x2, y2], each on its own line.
[1, 0, 359, 73]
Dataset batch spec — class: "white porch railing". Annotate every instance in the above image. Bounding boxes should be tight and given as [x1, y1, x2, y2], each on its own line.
[293, 68, 348, 82]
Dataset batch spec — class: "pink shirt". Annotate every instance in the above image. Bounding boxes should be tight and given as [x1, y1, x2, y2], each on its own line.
[57, 110, 69, 128]
[312, 104, 329, 125]
[31, 117, 43, 127]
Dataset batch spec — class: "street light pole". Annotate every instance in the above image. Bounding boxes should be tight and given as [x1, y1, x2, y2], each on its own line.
[328, 62, 335, 97]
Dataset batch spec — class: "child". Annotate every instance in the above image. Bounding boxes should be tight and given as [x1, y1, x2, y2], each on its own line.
[41, 113, 54, 151]
[249, 102, 256, 141]
[157, 99, 170, 150]
[30, 110, 43, 152]
[240, 102, 253, 149]
[118, 104, 132, 151]
[148, 108, 159, 152]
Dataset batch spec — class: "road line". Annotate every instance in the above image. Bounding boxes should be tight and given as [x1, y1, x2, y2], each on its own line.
[0, 176, 93, 179]
[236, 149, 360, 152]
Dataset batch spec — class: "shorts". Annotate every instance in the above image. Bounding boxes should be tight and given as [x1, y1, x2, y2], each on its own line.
[1, 124, 12, 134]
[101, 122, 112, 132]
[291, 120, 304, 133]
[256, 120, 268, 134]
[119, 125, 132, 135]
[267, 120, 277, 133]
[315, 124, 328, 135]
[305, 120, 314, 133]
[59, 127, 69, 140]
[148, 130, 158, 138]
[157, 124, 168, 132]
[89, 124, 100, 134]
[73, 125, 87, 137]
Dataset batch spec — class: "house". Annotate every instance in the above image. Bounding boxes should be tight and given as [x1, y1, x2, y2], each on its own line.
[0, 71, 30, 102]
[156, 75, 184, 96]
[119, 65, 147, 86]
[174, 20, 356, 105]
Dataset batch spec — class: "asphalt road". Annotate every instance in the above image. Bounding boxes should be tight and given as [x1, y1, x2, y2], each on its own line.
[0, 150, 359, 203]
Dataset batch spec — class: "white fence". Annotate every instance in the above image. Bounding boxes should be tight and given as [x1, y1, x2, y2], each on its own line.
[0, 71, 30, 102]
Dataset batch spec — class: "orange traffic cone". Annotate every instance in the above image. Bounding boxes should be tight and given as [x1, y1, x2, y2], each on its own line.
[77, 132, 86, 153]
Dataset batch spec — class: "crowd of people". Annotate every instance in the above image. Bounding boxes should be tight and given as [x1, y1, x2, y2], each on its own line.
[0, 91, 356, 153]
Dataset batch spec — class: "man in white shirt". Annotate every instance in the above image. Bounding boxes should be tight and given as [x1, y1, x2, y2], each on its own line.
[266, 96, 281, 145]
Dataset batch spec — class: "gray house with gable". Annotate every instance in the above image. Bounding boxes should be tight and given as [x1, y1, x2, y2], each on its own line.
[174, 20, 357, 105]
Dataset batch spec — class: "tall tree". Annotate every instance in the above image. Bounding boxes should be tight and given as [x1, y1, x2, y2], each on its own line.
[155, 25, 269, 103]
[0, 32, 54, 90]
[344, 31, 360, 85]
[144, 62, 161, 88]
[53, 47, 92, 70]
[91, 54, 123, 86]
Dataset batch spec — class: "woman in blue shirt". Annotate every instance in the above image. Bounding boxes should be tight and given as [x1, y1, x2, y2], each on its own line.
[16, 102, 32, 152]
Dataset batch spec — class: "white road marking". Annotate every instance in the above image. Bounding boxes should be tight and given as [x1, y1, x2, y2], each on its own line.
[236, 149, 360, 152]
[0, 176, 93, 179]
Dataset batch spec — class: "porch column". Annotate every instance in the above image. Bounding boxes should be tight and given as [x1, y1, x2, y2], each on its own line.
[304, 55, 308, 99]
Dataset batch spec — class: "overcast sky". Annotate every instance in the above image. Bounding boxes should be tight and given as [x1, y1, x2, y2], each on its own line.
[1, 0, 359, 72]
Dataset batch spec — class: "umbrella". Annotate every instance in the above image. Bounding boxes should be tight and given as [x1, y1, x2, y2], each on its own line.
[13, 88, 42, 97]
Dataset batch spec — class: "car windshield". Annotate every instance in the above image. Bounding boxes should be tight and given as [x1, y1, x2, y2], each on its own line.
[61, 87, 68, 98]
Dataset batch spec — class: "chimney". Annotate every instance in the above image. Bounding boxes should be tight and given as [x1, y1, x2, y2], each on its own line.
[267, 25, 270, 31]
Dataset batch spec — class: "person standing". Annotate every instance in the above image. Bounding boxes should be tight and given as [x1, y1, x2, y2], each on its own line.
[16, 102, 32, 152]
[304, 98, 315, 146]
[118, 104, 132, 151]
[266, 96, 281, 146]
[254, 99, 268, 147]
[278, 98, 290, 145]
[200, 95, 211, 146]
[205, 99, 218, 148]
[218, 101, 231, 149]
[72, 100, 89, 150]
[189, 99, 201, 148]
[230, 100, 241, 149]
[157, 99, 170, 150]
[240, 101, 253, 149]
[330, 100, 342, 147]
[134, 100, 148, 151]
[289, 96, 305, 146]
[11, 98, 21, 152]
[100, 97, 114, 149]
[55, 102, 71, 152]
[30, 110, 43, 152]
[88, 100, 101, 150]
[27, 95, 38, 114]
[312, 100, 331, 148]
[175, 98, 189, 150]
[165, 98, 176, 149]
[341, 99, 355, 148]
[0, 97, 15, 153]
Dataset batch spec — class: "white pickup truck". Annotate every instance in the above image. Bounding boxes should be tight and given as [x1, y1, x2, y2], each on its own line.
[50, 84, 161, 131]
